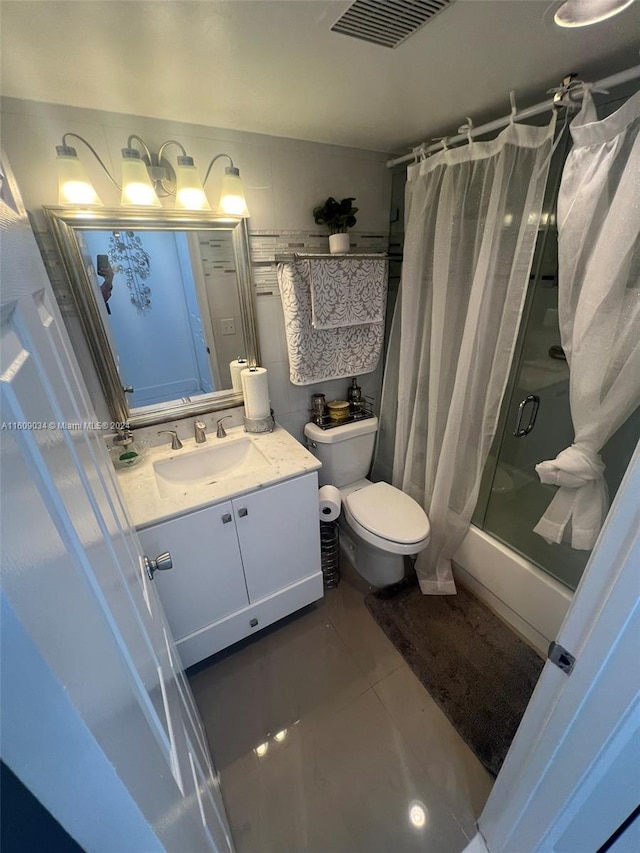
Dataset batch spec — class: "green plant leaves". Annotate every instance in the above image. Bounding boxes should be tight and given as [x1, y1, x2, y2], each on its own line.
[313, 196, 358, 233]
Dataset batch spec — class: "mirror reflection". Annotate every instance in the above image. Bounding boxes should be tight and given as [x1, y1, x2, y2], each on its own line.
[45, 208, 259, 428]
[77, 228, 246, 409]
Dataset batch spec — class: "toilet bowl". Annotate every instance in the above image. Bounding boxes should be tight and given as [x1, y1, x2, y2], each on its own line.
[339, 480, 430, 587]
[304, 417, 430, 588]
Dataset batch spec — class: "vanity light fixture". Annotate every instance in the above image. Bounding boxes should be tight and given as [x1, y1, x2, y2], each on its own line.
[553, 0, 636, 27]
[55, 132, 249, 215]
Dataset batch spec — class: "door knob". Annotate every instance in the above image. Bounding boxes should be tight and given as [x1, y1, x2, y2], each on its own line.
[144, 551, 173, 580]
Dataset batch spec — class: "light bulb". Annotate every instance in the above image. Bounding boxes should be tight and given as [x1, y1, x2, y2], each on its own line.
[56, 145, 102, 206]
[175, 156, 211, 211]
[554, 0, 636, 27]
[218, 167, 249, 217]
[120, 148, 161, 208]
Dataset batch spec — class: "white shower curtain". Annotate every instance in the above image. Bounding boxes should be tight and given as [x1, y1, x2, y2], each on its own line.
[534, 90, 640, 550]
[379, 118, 555, 594]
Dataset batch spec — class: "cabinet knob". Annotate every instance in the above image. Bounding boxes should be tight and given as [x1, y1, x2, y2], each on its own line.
[250, 618, 258, 628]
[143, 551, 173, 580]
[221, 513, 232, 524]
[238, 507, 248, 518]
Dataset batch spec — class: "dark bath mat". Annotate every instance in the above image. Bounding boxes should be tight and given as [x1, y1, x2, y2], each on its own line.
[365, 582, 544, 776]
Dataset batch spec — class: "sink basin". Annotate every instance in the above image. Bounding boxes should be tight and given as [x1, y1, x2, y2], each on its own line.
[153, 437, 273, 497]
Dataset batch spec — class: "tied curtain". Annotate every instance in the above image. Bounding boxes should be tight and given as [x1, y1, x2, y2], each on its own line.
[534, 90, 640, 550]
[378, 119, 555, 595]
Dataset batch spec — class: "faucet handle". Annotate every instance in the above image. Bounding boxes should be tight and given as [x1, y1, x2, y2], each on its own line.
[158, 429, 183, 450]
[216, 416, 233, 438]
[194, 420, 207, 443]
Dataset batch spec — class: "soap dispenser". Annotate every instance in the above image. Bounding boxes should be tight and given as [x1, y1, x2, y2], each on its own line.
[347, 377, 362, 410]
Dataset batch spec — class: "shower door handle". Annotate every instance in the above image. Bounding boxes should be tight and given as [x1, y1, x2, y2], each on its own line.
[513, 394, 540, 437]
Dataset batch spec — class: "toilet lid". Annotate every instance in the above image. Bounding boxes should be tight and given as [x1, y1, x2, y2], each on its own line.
[345, 482, 430, 545]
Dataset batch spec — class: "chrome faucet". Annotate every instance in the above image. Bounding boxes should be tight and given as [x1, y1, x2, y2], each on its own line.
[194, 420, 207, 443]
[158, 429, 183, 450]
[216, 416, 232, 438]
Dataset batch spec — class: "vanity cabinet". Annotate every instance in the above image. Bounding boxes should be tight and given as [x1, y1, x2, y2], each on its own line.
[138, 472, 323, 667]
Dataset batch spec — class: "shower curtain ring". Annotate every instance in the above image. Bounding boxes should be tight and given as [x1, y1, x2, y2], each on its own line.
[509, 90, 518, 123]
[458, 117, 474, 145]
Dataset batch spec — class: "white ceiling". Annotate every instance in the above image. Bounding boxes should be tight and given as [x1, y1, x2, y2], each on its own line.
[1, 0, 639, 153]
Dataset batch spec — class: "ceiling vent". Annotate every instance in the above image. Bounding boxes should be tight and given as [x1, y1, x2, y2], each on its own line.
[331, 0, 452, 49]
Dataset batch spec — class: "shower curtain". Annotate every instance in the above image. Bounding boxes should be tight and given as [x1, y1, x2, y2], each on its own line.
[534, 90, 640, 550]
[378, 118, 555, 595]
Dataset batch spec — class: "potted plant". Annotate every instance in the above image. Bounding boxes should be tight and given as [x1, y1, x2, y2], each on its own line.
[313, 196, 358, 254]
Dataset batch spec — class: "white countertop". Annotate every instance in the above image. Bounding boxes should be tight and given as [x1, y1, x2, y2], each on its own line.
[116, 423, 321, 529]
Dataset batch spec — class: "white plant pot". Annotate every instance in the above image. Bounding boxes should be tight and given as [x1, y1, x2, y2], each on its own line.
[329, 233, 350, 254]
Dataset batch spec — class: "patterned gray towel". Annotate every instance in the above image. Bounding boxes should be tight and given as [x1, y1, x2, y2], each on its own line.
[309, 257, 387, 329]
[277, 260, 385, 385]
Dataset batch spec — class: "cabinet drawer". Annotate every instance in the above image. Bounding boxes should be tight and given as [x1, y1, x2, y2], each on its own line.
[177, 572, 323, 667]
[139, 501, 249, 641]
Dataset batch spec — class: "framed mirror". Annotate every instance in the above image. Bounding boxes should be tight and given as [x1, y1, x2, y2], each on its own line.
[45, 207, 260, 427]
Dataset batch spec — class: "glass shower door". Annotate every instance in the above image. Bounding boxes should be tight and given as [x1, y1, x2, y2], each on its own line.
[473, 169, 640, 592]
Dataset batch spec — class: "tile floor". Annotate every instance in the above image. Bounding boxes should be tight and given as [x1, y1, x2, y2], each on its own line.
[189, 562, 493, 853]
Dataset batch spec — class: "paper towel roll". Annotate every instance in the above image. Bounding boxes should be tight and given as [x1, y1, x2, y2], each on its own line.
[229, 358, 248, 392]
[318, 485, 341, 522]
[241, 367, 271, 419]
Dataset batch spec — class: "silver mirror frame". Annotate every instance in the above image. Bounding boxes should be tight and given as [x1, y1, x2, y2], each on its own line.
[45, 206, 260, 428]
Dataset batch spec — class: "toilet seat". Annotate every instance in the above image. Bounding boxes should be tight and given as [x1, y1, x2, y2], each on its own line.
[343, 482, 430, 556]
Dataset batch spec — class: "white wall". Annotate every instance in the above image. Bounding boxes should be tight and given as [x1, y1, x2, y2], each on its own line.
[0, 97, 392, 440]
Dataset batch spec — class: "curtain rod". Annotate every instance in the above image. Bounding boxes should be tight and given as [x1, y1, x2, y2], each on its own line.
[385, 64, 640, 169]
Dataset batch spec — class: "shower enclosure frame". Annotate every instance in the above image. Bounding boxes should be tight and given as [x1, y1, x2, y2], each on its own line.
[451, 83, 640, 653]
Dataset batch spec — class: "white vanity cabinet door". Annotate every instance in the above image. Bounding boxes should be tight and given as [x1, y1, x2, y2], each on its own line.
[232, 473, 321, 603]
[138, 501, 249, 642]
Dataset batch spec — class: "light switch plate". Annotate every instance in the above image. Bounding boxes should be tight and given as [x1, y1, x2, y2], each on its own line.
[221, 318, 236, 335]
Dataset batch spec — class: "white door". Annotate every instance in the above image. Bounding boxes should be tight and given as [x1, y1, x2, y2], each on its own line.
[0, 153, 234, 851]
[474, 441, 640, 852]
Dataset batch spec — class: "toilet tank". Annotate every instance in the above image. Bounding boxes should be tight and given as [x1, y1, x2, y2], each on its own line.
[304, 417, 378, 488]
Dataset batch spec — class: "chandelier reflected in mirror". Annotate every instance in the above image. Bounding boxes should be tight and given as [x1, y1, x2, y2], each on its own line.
[108, 230, 152, 312]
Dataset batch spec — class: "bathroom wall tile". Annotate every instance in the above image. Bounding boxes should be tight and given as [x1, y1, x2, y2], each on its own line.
[276, 409, 310, 444]
[373, 665, 494, 838]
[328, 154, 392, 232]
[255, 295, 287, 364]
[262, 360, 290, 420]
[271, 147, 339, 231]
[276, 412, 306, 444]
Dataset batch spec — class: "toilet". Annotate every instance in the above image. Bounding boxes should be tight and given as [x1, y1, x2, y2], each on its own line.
[304, 416, 430, 587]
